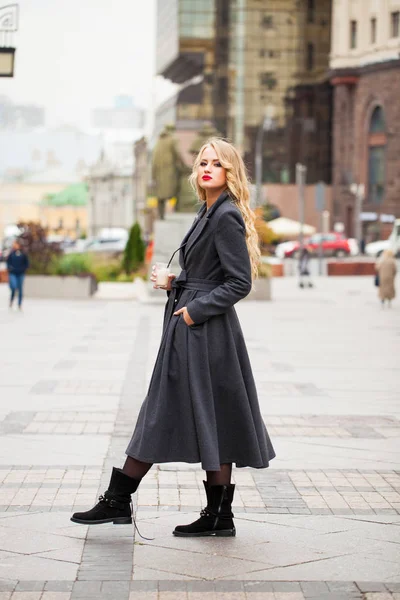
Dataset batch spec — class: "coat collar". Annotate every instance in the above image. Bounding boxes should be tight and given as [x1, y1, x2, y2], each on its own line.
[182, 190, 230, 261]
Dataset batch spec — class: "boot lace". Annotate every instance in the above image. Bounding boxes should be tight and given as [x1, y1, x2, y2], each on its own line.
[98, 493, 154, 541]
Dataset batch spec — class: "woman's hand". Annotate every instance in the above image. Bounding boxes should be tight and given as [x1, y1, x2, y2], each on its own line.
[173, 306, 195, 326]
[150, 265, 176, 291]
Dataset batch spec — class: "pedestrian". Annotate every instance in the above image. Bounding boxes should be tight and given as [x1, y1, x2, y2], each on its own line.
[7, 240, 29, 310]
[299, 247, 313, 288]
[376, 249, 397, 308]
[71, 138, 275, 538]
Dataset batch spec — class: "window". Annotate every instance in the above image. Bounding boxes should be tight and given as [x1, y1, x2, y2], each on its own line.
[370, 17, 377, 43]
[259, 72, 277, 89]
[350, 20, 357, 49]
[391, 11, 400, 37]
[368, 106, 386, 205]
[260, 49, 277, 58]
[261, 14, 274, 29]
[306, 42, 314, 70]
[307, 0, 315, 23]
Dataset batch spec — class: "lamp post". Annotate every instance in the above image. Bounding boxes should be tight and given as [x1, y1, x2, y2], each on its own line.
[350, 183, 365, 250]
[296, 163, 307, 252]
[234, 0, 246, 155]
[255, 105, 276, 207]
[0, 4, 18, 77]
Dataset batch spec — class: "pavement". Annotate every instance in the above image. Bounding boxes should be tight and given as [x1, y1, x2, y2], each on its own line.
[0, 274, 399, 600]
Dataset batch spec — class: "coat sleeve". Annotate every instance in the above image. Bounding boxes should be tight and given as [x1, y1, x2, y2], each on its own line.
[186, 210, 252, 325]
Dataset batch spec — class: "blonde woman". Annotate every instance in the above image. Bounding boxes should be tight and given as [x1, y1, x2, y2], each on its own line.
[376, 249, 397, 307]
[71, 139, 275, 537]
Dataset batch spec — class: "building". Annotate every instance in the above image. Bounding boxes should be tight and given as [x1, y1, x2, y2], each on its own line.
[86, 153, 134, 237]
[0, 168, 87, 240]
[0, 95, 45, 130]
[156, 0, 332, 185]
[92, 96, 145, 130]
[330, 0, 400, 239]
[0, 128, 102, 179]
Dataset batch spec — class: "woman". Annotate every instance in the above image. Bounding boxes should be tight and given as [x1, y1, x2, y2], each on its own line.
[376, 249, 397, 307]
[6, 240, 29, 310]
[71, 139, 275, 537]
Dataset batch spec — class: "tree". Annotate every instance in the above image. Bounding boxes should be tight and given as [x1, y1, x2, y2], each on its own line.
[122, 222, 145, 274]
[17, 221, 62, 274]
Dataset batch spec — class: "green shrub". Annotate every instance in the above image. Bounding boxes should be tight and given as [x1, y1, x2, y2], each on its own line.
[123, 222, 145, 274]
[90, 259, 122, 282]
[52, 253, 93, 276]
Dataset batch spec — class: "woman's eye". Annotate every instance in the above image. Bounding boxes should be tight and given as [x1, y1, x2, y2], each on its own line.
[200, 161, 207, 166]
[215, 162, 221, 167]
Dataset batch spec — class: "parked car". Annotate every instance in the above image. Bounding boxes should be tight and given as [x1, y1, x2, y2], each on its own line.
[365, 219, 400, 258]
[275, 233, 359, 259]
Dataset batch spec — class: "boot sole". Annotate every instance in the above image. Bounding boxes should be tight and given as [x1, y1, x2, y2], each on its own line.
[173, 528, 236, 537]
[70, 517, 132, 525]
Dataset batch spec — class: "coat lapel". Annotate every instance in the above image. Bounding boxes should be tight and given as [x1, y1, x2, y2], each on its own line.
[183, 190, 230, 261]
[178, 204, 207, 266]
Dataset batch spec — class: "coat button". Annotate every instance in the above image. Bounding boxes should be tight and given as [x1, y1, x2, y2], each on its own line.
[174, 299, 178, 303]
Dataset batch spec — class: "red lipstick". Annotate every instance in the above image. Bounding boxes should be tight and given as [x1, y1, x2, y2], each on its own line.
[202, 175, 212, 180]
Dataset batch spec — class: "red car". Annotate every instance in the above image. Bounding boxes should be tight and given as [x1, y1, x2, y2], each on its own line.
[279, 233, 358, 258]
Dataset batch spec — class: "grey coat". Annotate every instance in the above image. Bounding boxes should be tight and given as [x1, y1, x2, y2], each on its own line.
[126, 191, 275, 470]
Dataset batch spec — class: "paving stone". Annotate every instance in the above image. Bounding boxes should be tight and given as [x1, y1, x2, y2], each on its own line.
[356, 583, 390, 592]
[14, 584, 45, 593]
[43, 583, 74, 593]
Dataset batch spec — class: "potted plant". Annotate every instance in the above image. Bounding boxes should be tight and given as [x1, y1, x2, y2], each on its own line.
[17, 221, 98, 299]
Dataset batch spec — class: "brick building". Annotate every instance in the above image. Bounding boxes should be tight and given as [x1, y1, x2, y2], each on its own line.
[330, 0, 400, 240]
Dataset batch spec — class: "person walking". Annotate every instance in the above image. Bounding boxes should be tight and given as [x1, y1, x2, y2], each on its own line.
[376, 249, 397, 307]
[71, 138, 276, 537]
[298, 247, 313, 288]
[7, 240, 29, 310]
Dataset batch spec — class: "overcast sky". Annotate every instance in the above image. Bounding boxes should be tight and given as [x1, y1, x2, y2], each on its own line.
[0, 0, 174, 131]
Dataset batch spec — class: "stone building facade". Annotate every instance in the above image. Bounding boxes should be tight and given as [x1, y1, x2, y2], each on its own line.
[86, 154, 133, 237]
[330, 0, 400, 239]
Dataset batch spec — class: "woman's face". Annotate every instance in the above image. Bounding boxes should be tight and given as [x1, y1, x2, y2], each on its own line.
[197, 146, 227, 193]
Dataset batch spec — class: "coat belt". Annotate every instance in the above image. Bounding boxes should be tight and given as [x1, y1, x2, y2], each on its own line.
[165, 271, 223, 324]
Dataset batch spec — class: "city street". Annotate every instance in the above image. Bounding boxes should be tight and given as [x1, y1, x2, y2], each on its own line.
[0, 275, 399, 600]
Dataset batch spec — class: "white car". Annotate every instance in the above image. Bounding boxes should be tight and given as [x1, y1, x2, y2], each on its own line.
[365, 219, 400, 258]
[275, 241, 297, 259]
[365, 240, 390, 258]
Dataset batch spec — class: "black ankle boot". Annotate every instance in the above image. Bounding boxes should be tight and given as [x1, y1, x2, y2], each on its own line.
[71, 467, 140, 525]
[173, 481, 236, 537]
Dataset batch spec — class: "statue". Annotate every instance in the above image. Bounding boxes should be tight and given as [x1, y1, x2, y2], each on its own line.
[151, 124, 188, 219]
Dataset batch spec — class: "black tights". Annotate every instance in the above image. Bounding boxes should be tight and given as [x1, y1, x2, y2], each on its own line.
[122, 456, 232, 486]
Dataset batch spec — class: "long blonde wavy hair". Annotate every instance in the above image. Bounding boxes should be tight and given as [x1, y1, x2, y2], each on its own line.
[190, 138, 260, 280]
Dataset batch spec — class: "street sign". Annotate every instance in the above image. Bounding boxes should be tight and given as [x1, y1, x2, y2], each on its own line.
[315, 182, 325, 212]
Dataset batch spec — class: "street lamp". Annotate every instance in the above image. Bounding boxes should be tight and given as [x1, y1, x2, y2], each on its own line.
[0, 4, 18, 77]
[255, 104, 276, 207]
[350, 183, 365, 249]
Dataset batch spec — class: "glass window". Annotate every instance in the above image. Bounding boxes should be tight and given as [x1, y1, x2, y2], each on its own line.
[259, 72, 277, 90]
[306, 42, 314, 71]
[368, 147, 385, 204]
[391, 11, 400, 37]
[307, 0, 315, 23]
[261, 14, 274, 29]
[370, 17, 377, 44]
[369, 106, 385, 133]
[350, 20, 357, 49]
